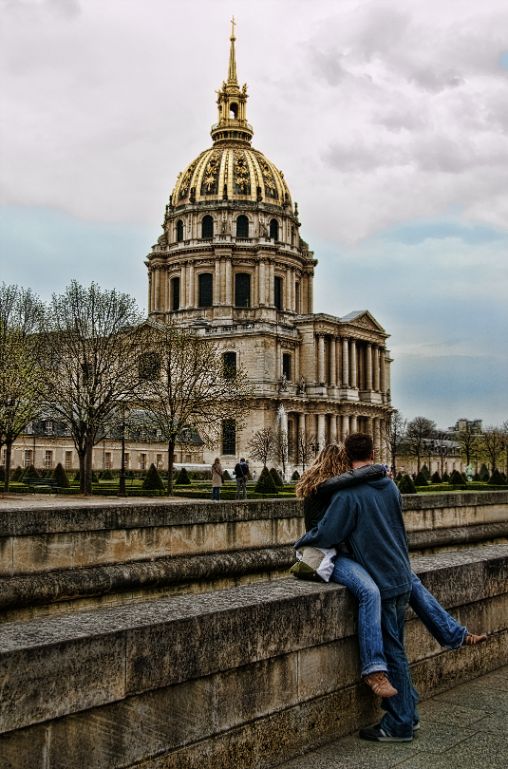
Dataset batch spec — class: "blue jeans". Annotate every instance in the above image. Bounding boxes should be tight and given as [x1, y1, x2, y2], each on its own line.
[331, 559, 467, 678]
[409, 573, 467, 648]
[211, 486, 220, 501]
[379, 592, 416, 738]
[332, 555, 386, 677]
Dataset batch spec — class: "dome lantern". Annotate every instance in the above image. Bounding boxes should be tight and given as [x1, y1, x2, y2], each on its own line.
[211, 18, 253, 147]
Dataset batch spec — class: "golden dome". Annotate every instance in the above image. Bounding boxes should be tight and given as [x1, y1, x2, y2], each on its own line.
[171, 146, 292, 208]
[170, 20, 292, 210]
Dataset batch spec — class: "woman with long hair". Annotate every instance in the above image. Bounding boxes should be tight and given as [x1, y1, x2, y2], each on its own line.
[211, 457, 224, 501]
[295, 443, 486, 699]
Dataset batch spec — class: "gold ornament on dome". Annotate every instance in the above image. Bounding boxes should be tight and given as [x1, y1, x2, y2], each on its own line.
[178, 161, 198, 200]
[259, 158, 278, 199]
[233, 151, 251, 194]
[201, 152, 221, 195]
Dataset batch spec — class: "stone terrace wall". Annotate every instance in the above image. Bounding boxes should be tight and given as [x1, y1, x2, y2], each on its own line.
[1, 492, 507, 622]
[1, 544, 507, 769]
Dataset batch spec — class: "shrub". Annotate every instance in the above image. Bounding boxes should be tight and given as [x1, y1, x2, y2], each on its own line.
[12, 466, 24, 481]
[473, 472, 481, 481]
[414, 471, 428, 486]
[101, 469, 114, 480]
[222, 469, 232, 481]
[52, 462, 70, 488]
[269, 467, 284, 487]
[449, 469, 464, 485]
[431, 471, 442, 483]
[479, 464, 490, 482]
[442, 471, 450, 482]
[143, 463, 165, 490]
[420, 464, 430, 480]
[255, 466, 278, 495]
[488, 468, 505, 485]
[398, 474, 417, 493]
[176, 467, 191, 485]
[22, 464, 40, 481]
[291, 470, 300, 481]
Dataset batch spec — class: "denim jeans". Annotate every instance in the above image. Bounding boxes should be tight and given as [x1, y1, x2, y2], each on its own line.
[379, 592, 417, 738]
[331, 555, 387, 677]
[211, 486, 220, 501]
[236, 478, 247, 499]
[409, 573, 467, 648]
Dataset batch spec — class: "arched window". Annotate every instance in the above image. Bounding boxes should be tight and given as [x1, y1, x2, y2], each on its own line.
[269, 219, 279, 240]
[222, 419, 236, 455]
[236, 215, 249, 238]
[176, 220, 184, 242]
[198, 273, 213, 307]
[201, 215, 214, 239]
[171, 277, 180, 311]
[230, 102, 238, 119]
[235, 273, 251, 308]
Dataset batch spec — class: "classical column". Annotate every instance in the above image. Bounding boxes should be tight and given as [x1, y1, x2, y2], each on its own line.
[329, 337, 337, 387]
[305, 413, 315, 439]
[318, 335, 325, 384]
[336, 339, 342, 386]
[268, 262, 275, 305]
[342, 338, 349, 387]
[330, 413, 337, 443]
[225, 259, 232, 305]
[350, 414, 358, 432]
[295, 345, 300, 381]
[317, 413, 326, 448]
[307, 274, 314, 313]
[366, 343, 373, 391]
[365, 416, 373, 438]
[341, 414, 350, 440]
[350, 340, 358, 388]
[214, 260, 221, 305]
[373, 346, 380, 391]
[380, 348, 386, 393]
[258, 261, 266, 305]
[188, 263, 195, 308]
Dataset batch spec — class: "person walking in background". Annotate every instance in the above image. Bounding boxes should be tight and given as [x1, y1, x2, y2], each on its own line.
[211, 457, 223, 502]
[234, 457, 249, 499]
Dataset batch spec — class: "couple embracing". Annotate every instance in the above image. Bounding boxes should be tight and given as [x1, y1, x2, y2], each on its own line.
[294, 432, 486, 743]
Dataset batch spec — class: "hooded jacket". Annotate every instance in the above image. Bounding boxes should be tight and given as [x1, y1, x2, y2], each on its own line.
[296, 472, 411, 599]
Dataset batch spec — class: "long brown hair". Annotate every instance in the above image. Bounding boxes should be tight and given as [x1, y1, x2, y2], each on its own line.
[295, 443, 349, 498]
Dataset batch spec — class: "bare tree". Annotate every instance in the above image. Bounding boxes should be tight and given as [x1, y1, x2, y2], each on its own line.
[274, 426, 289, 481]
[140, 320, 252, 494]
[502, 420, 508, 476]
[296, 430, 316, 473]
[41, 281, 144, 494]
[405, 416, 436, 473]
[481, 426, 505, 472]
[385, 409, 406, 475]
[0, 284, 45, 491]
[456, 421, 482, 467]
[247, 427, 276, 468]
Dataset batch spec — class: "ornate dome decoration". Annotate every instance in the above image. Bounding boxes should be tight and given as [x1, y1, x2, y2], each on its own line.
[170, 19, 292, 210]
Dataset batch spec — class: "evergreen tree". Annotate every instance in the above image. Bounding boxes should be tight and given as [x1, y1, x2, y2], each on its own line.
[269, 467, 284, 487]
[52, 462, 70, 488]
[12, 466, 23, 481]
[291, 470, 300, 481]
[398, 474, 417, 493]
[431, 471, 442, 483]
[442, 471, 450, 482]
[488, 468, 505, 485]
[222, 469, 232, 481]
[479, 464, 490, 482]
[101, 468, 114, 480]
[22, 464, 39, 481]
[176, 467, 191, 485]
[449, 469, 464, 485]
[142, 463, 165, 490]
[255, 466, 278, 494]
[414, 471, 428, 486]
[420, 464, 430, 480]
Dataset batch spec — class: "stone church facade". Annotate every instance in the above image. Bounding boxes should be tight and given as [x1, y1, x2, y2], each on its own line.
[145, 24, 393, 471]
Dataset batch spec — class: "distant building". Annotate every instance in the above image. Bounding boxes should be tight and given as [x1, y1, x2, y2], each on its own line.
[145, 23, 392, 471]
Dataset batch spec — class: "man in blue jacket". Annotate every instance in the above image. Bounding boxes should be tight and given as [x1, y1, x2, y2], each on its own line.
[295, 432, 417, 742]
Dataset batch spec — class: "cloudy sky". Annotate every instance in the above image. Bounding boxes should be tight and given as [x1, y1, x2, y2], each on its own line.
[1, 0, 507, 428]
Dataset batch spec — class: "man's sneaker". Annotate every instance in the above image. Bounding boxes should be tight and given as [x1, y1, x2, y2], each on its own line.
[413, 721, 420, 735]
[363, 672, 398, 698]
[359, 725, 413, 743]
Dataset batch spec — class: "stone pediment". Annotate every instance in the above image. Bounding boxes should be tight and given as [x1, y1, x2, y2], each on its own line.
[340, 310, 386, 334]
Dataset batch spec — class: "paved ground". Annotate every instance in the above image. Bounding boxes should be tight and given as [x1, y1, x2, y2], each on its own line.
[276, 665, 508, 769]
[0, 493, 194, 508]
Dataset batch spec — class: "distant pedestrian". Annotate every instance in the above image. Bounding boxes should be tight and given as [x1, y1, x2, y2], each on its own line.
[211, 457, 224, 501]
[234, 457, 249, 499]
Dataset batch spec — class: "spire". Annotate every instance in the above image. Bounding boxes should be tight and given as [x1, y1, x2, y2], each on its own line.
[211, 19, 253, 146]
[228, 16, 238, 85]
